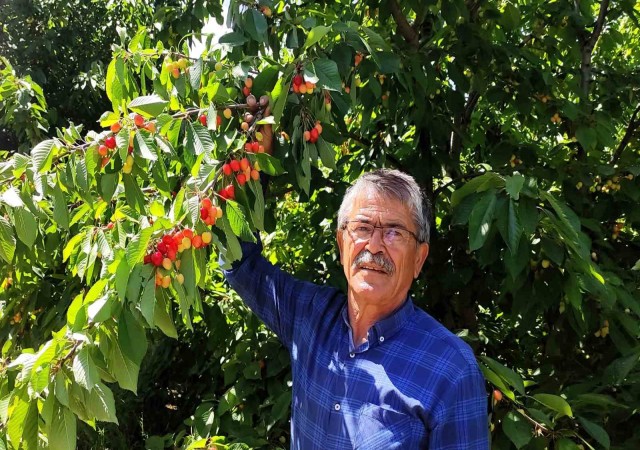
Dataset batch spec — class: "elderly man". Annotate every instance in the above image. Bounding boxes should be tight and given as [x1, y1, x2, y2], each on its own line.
[223, 169, 489, 449]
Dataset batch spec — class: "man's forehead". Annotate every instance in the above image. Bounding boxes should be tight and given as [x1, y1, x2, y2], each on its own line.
[349, 189, 409, 219]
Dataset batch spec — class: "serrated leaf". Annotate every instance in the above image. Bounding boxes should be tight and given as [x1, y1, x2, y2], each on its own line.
[451, 172, 505, 207]
[139, 277, 156, 327]
[73, 347, 99, 391]
[218, 32, 249, 46]
[49, 404, 76, 450]
[134, 131, 157, 161]
[304, 25, 331, 49]
[118, 309, 147, 366]
[123, 174, 147, 214]
[1, 187, 24, 207]
[503, 411, 532, 449]
[108, 336, 139, 394]
[316, 136, 337, 169]
[31, 139, 56, 173]
[253, 153, 285, 175]
[53, 181, 70, 230]
[0, 216, 16, 263]
[86, 381, 118, 424]
[533, 393, 573, 418]
[505, 174, 525, 200]
[126, 227, 154, 268]
[63, 231, 86, 262]
[7, 386, 29, 447]
[468, 191, 497, 251]
[226, 201, 255, 241]
[186, 121, 214, 156]
[128, 94, 168, 117]
[12, 206, 38, 248]
[154, 291, 178, 338]
[578, 416, 610, 449]
[480, 356, 525, 394]
[244, 9, 268, 43]
[306, 58, 342, 91]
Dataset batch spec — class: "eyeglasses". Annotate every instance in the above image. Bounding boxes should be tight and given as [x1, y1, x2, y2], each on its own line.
[342, 221, 421, 247]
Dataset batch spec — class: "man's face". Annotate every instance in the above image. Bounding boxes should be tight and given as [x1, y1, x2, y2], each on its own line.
[337, 187, 429, 310]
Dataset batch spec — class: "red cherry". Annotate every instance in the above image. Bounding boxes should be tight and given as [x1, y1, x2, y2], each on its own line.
[293, 74, 303, 86]
[223, 163, 232, 176]
[200, 207, 209, 220]
[199, 114, 207, 126]
[230, 160, 240, 172]
[310, 128, 319, 142]
[216, 115, 222, 126]
[144, 254, 151, 264]
[106, 222, 114, 230]
[243, 86, 251, 97]
[201, 198, 212, 209]
[162, 235, 173, 246]
[237, 173, 247, 186]
[240, 158, 250, 171]
[167, 248, 177, 261]
[226, 184, 235, 199]
[157, 242, 167, 254]
[105, 136, 117, 149]
[151, 251, 163, 267]
[251, 141, 260, 152]
[134, 114, 145, 127]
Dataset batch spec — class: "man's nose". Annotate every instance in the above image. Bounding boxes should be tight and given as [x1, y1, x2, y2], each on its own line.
[365, 226, 385, 254]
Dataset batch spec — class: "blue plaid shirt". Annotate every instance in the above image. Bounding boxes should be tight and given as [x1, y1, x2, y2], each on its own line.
[224, 239, 489, 449]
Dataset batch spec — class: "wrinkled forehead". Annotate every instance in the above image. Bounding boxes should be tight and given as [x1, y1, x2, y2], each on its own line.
[348, 186, 411, 220]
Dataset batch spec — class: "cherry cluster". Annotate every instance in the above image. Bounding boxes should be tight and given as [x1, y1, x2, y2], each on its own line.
[200, 198, 223, 226]
[292, 74, 316, 94]
[303, 121, 323, 144]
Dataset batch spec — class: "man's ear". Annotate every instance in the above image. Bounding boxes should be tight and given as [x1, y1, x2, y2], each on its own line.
[414, 243, 429, 278]
[336, 229, 344, 265]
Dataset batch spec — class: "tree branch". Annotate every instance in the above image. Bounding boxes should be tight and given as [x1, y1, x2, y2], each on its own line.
[449, 90, 480, 175]
[388, 0, 419, 49]
[610, 103, 640, 164]
[580, 0, 610, 97]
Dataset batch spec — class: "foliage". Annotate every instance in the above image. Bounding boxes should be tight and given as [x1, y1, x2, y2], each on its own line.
[1, 0, 640, 449]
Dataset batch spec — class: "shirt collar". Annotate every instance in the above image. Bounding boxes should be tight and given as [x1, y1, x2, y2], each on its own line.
[341, 296, 415, 352]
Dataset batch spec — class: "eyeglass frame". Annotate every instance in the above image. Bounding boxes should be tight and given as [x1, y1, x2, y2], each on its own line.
[340, 220, 424, 246]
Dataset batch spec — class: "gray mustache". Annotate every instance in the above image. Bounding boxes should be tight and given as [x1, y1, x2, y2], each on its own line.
[353, 250, 395, 275]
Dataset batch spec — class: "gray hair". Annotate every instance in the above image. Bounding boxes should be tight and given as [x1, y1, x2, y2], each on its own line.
[337, 169, 431, 244]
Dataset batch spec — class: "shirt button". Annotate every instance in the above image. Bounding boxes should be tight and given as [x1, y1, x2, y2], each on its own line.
[334, 403, 341, 411]
[379, 336, 385, 342]
[349, 352, 355, 358]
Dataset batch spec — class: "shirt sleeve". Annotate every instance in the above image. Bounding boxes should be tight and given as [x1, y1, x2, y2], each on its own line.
[221, 237, 321, 350]
[429, 364, 490, 450]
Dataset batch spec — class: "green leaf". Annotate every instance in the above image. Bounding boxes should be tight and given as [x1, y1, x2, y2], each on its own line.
[468, 190, 497, 251]
[0, 216, 16, 263]
[316, 136, 337, 169]
[154, 291, 178, 338]
[53, 181, 70, 230]
[502, 411, 532, 449]
[123, 174, 147, 214]
[1, 187, 23, 208]
[254, 152, 285, 175]
[72, 347, 99, 391]
[86, 382, 119, 424]
[128, 94, 168, 117]
[139, 277, 156, 327]
[505, 174, 525, 200]
[115, 257, 130, 302]
[575, 127, 597, 151]
[7, 386, 29, 448]
[244, 9, 268, 43]
[31, 139, 56, 173]
[12, 206, 38, 248]
[497, 198, 522, 255]
[225, 201, 255, 242]
[126, 227, 154, 268]
[108, 335, 139, 394]
[480, 356, 525, 394]
[49, 404, 77, 450]
[451, 172, 505, 207]
[252, 66, 280, 96]
[304, 25, 331, 49]
[218, 32, 249, 46]
[118, 309, 148, 366]
[479, 365, 515, 401]
[306, 58, 342, 91]
[556, 438, 581, 450]
[185, 121, 214, 156]
[577, 417, 610, 449]
[533, 393, 573, 418]
[106, 57, 126, 106]
[134, 131, 157, 161]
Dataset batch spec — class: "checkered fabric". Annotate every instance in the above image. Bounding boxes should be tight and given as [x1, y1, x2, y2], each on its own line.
[223, 239, 489, 449]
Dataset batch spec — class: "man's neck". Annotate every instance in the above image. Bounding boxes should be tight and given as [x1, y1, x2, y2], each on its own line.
[347, 293, 405, 345]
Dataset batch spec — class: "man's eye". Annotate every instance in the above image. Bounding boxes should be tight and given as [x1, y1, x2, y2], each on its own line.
[385, 228, 403, 238]
[355, 225, 371, 233]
